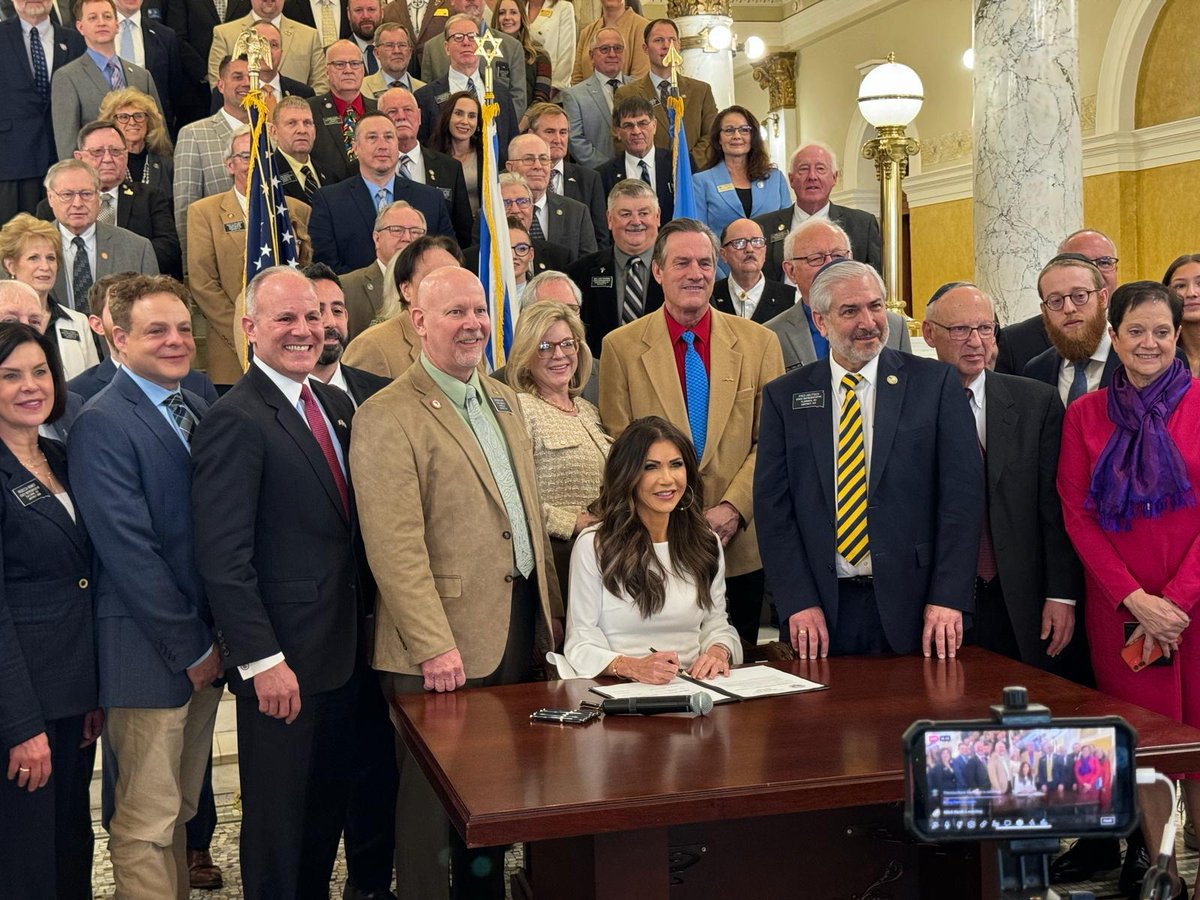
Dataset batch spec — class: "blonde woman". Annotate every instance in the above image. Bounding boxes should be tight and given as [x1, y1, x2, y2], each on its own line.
[98, 89, 174, 200]
[509, 300, 610, 601]
[523, 0, 577, 94]
[492, 0, 553, 104]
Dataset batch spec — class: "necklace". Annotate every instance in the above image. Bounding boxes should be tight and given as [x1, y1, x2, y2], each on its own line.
[536, 391, 576, 414]
[15, 449, 50, 477]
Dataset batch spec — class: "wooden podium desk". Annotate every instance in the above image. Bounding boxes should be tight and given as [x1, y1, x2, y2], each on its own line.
[390, 647, 1200, 899]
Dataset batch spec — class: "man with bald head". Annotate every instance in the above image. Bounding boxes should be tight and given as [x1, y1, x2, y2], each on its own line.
[711, 218, 795, 324]
[995, 229, 1121, 376]
[922, 282, 1085, 674]
[765, 218, 909, 371]
[506, 132, 597, 263]
[351, 265, 559, 900]
[308, 38, 379, 184]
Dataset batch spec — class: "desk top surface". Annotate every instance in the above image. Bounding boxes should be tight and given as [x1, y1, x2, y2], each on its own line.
[390, 648, 1200, 846]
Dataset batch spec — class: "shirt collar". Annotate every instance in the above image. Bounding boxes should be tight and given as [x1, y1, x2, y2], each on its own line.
[119, 10, 141, 27]
[59, 221, 96, 244]
[593, 70, 619, 89]
[361, 175, 393, 200]
[792, 201, 831, 229]
[219, 108, 244, 132]
[1091, 329, 1112, 363]
[830, 351, 879, 391]
[649, 71, 668, 91]
[86, 47, 118, 69]
[22, 18, 52, 39]
[626, 149, 652, 166]
[731, 273, 764, 300]
[253, 13, 282, 28]
[664, 306, 711, 345]
[448, 67, 480, 93]
[123, 364, 180, 403]
[253, 355, 306, 406]
[965, 369, 986, 407]
[419, 352, 483, 408]
[311, 365, 352, 399]
[331, 93, 365, 117]
[613, 245, 652, 269]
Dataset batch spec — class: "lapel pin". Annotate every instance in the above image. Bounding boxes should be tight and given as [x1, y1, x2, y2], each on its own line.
[555, 208, 563, 216]
[776, 223, 785, 232]
[886, 375, 898, 385]
[336, 419, 347, 428]
[100, 251, 109, 260]
[431, 398, 442, 409]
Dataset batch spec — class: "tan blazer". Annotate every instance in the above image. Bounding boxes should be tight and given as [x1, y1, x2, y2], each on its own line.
[208, 14, 330, 93]
[340, 261, 388, 339]
[360, 71, 425, 100]
[380, 0, 451, 62]
[342, 310, 421, 378]
[349, 362, 561, 676]
[599, 308, 784, 576]
[186, 189, 312, 384]
[613, 73, 717, 169]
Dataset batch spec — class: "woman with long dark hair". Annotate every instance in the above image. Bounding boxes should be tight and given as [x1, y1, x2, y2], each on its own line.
[1164, 253, 1200, 377]
[429, 91, 483, 215]
[552, 416, 742, 683]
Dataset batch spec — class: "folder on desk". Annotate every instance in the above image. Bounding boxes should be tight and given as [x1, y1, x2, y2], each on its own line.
[589, 666, 827, 704]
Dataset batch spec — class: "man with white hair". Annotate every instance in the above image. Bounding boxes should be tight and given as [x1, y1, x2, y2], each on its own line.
[755, 259, 981, 661]
[340, 199, 427, 339]
[753, 142, 882, 283]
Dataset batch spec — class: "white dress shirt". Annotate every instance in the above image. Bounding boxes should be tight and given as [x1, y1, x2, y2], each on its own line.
[591, 69, 619, 111]
[549, 161, 564, 195]
[397, 144, 426, 184]
[623, 150, 655, 187]
[791, 200, 832, 231]
[219, 108, 245, 132]
[729, 273, 765, 319]
[447, 67, 484, 99]
[309, 0, 340, 42]
[116, 11, 145, 67]
[532, 195, 548, 236]
[58, 222, 97, 307]
[22, 17, 56, 71]
[1056, 330, 1112, 407]
[830, 352, 879, 577]
[311, 365, 356, 407]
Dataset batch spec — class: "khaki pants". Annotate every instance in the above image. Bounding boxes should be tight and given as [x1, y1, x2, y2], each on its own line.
[105, 684, 224, 900]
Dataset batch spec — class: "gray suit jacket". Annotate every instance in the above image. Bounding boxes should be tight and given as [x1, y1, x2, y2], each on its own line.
[765, 301, 909, 372]
[562, 73, 625, 169]
[51, 53, 162, 160]
[52, 221, 159, 310]
[543, 192, 596, 264]
[754, 202, 883, 283]
[420, 32, 527, 120]
[172, 111, 234, 270]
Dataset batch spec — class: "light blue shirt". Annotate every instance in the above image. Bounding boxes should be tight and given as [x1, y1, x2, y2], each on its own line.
[123, 366, 190, 449]
[360, 176, 392, 212]
[85, 47, 121, 77]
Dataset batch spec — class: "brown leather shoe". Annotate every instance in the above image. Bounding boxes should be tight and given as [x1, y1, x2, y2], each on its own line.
[187, 848, 224, 890]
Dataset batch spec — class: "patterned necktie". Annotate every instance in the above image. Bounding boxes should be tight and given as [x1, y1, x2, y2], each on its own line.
[681, 331, 708, 461]
[465, 77, 478, 99]
[836, 373, 869, 566]
[119, 17, 135, 62]
[606, 77, 620, 94]
[98, 194, 116, 225]
[638, 159, 651, 186]
[375, 187, 387, 212]
[70, 236, 92, 312]
[622, 256, 644, 323]
[164, 392, 197, 445]
[463, 389, 534, 577]
[342, 105, 358, 159]
[319, 0, 337, 46]
[1067, 360, 1089, 404]
[299, 383, 350, 518]
[549, 169, 560, 195]
[658, 79, 671, 107]
[528, 204, 545, 241]
[301, 163, 318, 200]
[261, 83, 277, 115]
[107, 59, 126, 90]
[364, 44, 378, 74]
[30, 26, 49, 101]
[967, 388, 997, 581]
[213, 0, 227, 18]
[397, 154, 412, 180]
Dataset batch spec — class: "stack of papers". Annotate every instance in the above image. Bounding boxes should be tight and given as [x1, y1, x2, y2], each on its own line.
[589, 665, 827, 704]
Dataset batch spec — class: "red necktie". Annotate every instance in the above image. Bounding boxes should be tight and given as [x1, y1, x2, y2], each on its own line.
[300, 383, 349, 518]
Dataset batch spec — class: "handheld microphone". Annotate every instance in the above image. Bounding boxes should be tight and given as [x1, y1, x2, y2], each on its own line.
[599, 693, 713, 716]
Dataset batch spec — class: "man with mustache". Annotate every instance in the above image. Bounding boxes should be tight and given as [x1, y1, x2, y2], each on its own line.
[755, 259, 982, 660]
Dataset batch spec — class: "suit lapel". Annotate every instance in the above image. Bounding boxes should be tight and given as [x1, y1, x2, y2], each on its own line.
[4, 23, 32, 81]
[1, 442, 87, 556]
[116, 184, 134, 229]
[983, 371, 1016, 490]
[710, 161, 743, 219]
[94, 222, 114, 277]
[81, 55, 111, 98]
[868, 350, 905, 498]
[639, 315, 689, 431]
[353, 178, 383, 237]
[115, 370, 192, 468]
[702, 314, 741, 471]
[480, 378, 539, 514]
[803, 361, 836, 515]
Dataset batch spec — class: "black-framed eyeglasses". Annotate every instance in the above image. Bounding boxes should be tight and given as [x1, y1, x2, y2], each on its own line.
[1089, 256, 1118, 270]
[511, 242, 533, 257]
[1042, 288, 1099, 311]
[375, 225, 426, 237]
[722, 236, 766, 251]
[328, 59, 365, 70]
[787, 249, 850, 267]
[114, 111, 147, 123]
[926, 321, 996, 342]
[536, 338, 577, 357]
[446, 32, 476, 44]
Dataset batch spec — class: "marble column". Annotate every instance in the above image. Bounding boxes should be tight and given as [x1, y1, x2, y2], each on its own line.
[972, 0, 1082, 324]
[669, 0, 735, 110]
[752, 52, 796, 168]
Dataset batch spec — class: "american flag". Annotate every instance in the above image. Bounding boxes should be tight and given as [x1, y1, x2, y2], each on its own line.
[243, 91, 298, 286]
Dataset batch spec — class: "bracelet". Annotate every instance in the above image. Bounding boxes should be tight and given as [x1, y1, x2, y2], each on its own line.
[610, 655, 625, 679]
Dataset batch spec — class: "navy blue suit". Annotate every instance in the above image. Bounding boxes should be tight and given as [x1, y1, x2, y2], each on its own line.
[0, 438, 96, 899]
[0, 18, 85, 220]
[68, 357, 217, 404]
[414, 77, 518, 154]
[308, 175, 455, 273]
[753, 348, 983, 655]
[67, 369, 214, 709]
[139, 16, 185, 130]
[597, 148, 675, 222]
[1022, 345, 1122, 390]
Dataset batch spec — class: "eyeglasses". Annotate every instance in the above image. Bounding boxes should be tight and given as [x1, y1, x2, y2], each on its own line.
[502, 197, 532, 208]
[787, 249, 850, 267]
[594, 44, 624, 54]
[52, 189, 97, 203]
[81, 147, 127, 159]
[1089, 256, 1119, 271]
[926, 321, 996, 342]
[720, 125, 753, 137]
[446, 32, 477, 43]
[328, 59, 365, 70]
[113, 111, 147, 123]
[510, 242, 533, 257]
[376, 41, 411, 51]
[536, 337, 577, 357]
[376, 225, 426, 237]
[618, 119, 653, 132]
[722, 236, 766, 251]
[513, 154, 551, 166]
[229, 152, 252, 162]
[1042, 288, 1099, 311]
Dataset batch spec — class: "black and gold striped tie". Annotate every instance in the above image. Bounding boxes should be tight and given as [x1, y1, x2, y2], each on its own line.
[836, 373, 869, 565]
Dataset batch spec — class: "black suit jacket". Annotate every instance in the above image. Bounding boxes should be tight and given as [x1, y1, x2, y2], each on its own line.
[308, 174, 455, 273]
[982, 371, 1084, 667]
[562, 161, 609, 251]
[754, 348, 983, 655]
[139, 16, 185, 129]
[273, 148, 332, 205]
[754, 202, 883, 282]
[568, 248, 665, 358]
[419, 144, 472, 248]
[37, 182, 181, 278]
[1022, 345, 1122, 392]
[596, 148, 674, 222]
[0, 18, 84, 182]
[191, 364, 361, 698]
[67, 357, 218, 403]
[337, 364, 390, 404]
[0, 438, 95, 748]
[995, 313, 1052, 376]
[711, 276, 794, 325]
[462, 238, 570, 277]
[306, 92, 378, 186]
[414, 76, 518, 154]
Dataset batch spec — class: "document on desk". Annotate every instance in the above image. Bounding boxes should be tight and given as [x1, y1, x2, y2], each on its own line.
[589, 666, 827, 704]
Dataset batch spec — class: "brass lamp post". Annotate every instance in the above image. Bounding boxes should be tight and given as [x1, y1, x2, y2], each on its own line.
[858, 53, 923, 324]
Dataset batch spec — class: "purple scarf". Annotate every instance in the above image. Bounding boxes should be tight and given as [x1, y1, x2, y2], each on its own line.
[1086, 359, 1196, 532]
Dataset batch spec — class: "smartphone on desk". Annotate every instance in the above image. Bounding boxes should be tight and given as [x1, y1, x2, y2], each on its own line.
[1121, 621, 1171, 671]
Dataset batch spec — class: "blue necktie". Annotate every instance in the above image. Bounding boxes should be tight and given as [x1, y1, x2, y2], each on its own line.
[29, 27, 49, 101]
[119, 17, 135, 63]
[681, 331, 708, 460]
[106, 59, 125, 90]
[1067, 360, 1089, 404]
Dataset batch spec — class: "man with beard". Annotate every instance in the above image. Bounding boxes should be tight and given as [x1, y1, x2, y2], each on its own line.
[347, 0, 382, 74]
[755, 259, 981, 659]
[1023, 254, 1116, 405]
[307, 262, 390, 405]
